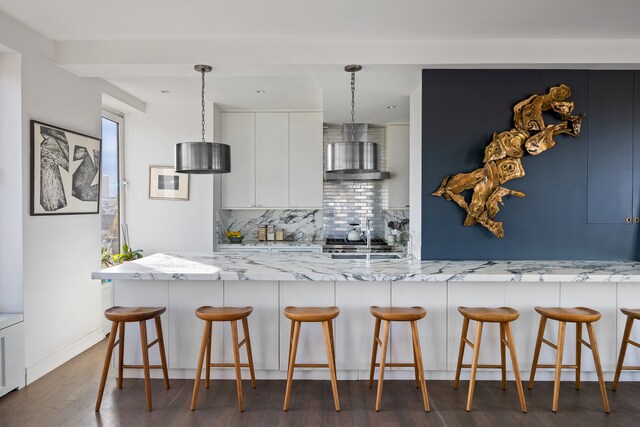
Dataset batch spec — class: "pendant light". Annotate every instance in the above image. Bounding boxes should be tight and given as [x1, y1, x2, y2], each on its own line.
[175, 65, 231, 174]
[325, 64, 389, 181]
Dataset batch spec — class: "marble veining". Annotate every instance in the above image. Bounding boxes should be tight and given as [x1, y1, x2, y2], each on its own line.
[218, 209, 323, 243]
[92, 252, 640, 283]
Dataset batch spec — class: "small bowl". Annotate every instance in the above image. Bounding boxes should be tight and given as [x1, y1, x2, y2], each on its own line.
[228, 236, 244, 244]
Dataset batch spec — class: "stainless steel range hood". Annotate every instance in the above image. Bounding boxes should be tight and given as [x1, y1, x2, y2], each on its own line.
[324, 124, 390, 181]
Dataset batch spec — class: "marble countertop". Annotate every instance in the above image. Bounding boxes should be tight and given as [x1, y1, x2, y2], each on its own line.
[92, 252, 640, 282]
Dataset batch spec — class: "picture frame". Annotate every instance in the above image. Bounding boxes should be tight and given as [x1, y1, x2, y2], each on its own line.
[30, 120, 102, 216]
[148, 165, 190, 200]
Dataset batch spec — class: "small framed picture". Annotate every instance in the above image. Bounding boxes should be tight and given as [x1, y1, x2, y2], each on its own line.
[31, 120, 102, 215]
[148, 165, 189, 200]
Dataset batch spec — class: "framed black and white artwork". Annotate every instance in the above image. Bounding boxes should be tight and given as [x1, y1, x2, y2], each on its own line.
[30, 120, 102, 216]
[148, 165, 189, 200]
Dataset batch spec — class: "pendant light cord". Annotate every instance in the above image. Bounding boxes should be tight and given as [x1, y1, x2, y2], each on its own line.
[350, 70, 356, 142]
[201, 68, 206, 143]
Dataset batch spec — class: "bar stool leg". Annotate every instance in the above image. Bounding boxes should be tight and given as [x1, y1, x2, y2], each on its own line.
[191, 320, 211, 410]
[323, 320, 341, 412]
[500, 322, 507, 390]
[368, 317, 381, 389]
[95, 321, 119, 411]
[139, 320, 153, 411]
[575, 322, 582, 390]
[117, 321, 125, 389]
[412, 338, 420, 389]
[613, 315, 634, 391]
[528, 315, 547, 389]
[466, 321, 484, 412]
[411, 320, 430, 412]
[375, 320, 390, 412]
[586, 322, 610, 413]
[552, 321, 566, 412]
[242, 317, 257, 389]
[328, 319, 337, 373]
[154, 317, 170, 390]
[230, 320, 244, 412]
[504, 322, 527, 413]
[283, 320, 300, 411]
[205, 321, 212, 388]
[454, 317, 470, 390]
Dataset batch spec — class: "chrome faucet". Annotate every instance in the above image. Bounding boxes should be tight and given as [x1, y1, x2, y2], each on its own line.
[366, 219, 372, 251]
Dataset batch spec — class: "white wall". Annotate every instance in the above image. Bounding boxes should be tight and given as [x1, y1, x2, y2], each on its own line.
[409, 85, 422, 259]
[0, 53, 23, 313]
[20, 50, 104, 383]
[124, 103, 214, 254]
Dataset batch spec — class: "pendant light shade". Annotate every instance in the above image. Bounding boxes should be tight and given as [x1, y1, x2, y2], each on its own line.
[174, 65, 231, 174]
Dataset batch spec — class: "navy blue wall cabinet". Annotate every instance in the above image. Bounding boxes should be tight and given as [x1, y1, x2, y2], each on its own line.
[422, 69, 640, 261]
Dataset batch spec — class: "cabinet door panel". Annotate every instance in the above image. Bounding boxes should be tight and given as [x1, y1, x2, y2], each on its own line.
[633, 71, 640, 220]
[387, 125, 410, 208]
[255, 113, 289, 207]
[290, 112, 323, 207]
[587, 71, 634, 224]
[617, 283, 640, 378]
[223, 281, 279, 370]
[221, 113, 255, 208]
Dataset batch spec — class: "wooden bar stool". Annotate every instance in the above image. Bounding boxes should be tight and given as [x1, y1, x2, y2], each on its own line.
[612, 308, 640, 391]
[454, 307, 526, 413]
[283, 306, 340, 412]
[191, 306, 256, 412]
[368, 306, 429, 412]
[95, 306, 170, 412]
[528, 306, 610, 413]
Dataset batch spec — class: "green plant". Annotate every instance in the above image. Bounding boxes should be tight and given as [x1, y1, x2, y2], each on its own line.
[101, 247, 114, 267]
[112, 224, 143, 264]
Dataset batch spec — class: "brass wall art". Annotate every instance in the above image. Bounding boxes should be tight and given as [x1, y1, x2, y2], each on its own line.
[432, 85, 583, 238]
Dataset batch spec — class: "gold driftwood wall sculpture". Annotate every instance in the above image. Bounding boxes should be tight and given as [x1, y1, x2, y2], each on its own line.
[432, 85, 583, 238]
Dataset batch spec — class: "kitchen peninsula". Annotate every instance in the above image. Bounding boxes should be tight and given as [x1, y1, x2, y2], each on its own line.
[93, 252, 640, 382]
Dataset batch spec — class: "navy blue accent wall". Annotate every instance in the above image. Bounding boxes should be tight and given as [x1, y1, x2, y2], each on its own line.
[421, 69, 640, 260]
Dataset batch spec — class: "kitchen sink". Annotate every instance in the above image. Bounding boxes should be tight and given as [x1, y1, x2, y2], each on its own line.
[329, 253, 402, 260]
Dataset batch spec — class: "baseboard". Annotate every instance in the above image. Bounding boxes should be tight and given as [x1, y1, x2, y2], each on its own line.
[26, 327, 105, 384]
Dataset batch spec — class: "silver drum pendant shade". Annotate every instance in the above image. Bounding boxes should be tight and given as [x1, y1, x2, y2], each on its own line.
[175, 142, 231, 174]
[325, 141, 389, 180]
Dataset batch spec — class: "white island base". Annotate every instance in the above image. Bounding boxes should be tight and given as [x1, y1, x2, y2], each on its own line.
[108, 275, 640, 384]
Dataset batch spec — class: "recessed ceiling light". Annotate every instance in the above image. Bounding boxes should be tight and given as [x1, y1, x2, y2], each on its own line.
[256, 90, 266, 94]
[160, 90, 171, 94]
[386, 105, 396, 109]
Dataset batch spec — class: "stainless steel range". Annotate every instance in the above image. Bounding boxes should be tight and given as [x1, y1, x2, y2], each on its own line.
[323, 238, 391, 253]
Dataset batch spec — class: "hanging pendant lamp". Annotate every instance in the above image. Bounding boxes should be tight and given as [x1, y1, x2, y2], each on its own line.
[324, 64, 389, 181]
[175, 65, 231, 174]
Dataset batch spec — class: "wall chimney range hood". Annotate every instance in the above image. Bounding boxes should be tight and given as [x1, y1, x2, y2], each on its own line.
[324, 65, 390, 181]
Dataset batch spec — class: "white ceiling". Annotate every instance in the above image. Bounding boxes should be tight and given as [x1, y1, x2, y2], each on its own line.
[2, 0, 639, 124]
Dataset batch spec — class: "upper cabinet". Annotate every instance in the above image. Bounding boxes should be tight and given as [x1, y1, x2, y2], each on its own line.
[289, 112, 323, 208]
[386, 124, 410, 208]
[221, 111, 323, 209]
[587, 71, 636, 224]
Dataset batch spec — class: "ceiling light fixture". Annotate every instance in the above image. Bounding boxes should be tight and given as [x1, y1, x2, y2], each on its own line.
[175, 65, 231, 174]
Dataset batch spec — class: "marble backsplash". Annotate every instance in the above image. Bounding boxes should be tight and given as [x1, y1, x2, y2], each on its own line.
[218, 209, 323, 243]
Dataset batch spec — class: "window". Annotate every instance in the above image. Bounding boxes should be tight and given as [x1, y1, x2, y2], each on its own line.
[101, 111, 124, 257]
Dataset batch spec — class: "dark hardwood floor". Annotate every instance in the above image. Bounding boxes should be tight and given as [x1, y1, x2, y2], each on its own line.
[1, 339, 638, 426]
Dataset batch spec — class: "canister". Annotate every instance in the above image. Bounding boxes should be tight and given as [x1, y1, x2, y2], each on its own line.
[258, 225, 267, 241]
[266, 225, 275, 241]
[275, 228, 285, 241]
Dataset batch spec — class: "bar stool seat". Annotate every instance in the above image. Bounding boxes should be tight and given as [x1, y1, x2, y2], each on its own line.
[529, 306, 609, 413]
[283, 306, 339, 322]
[369, 306, 430, 412]
[621, 308, 640, 319]
[96, 306, 170, 412]
[283, 306, 340, 412]
[534, 306, 601, 323]
[191, 306, 256, 412]
[458, 306, 519, 323]
[196, 306, 253, 321]
[454, 306, 526, 413]
[370, 306, 426, 321]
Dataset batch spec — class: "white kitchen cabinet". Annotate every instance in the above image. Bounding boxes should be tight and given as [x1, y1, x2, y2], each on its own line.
[0, 314, 25, 398]
[223, 281, 279, 370]
[335, 281, 391, 370]
[221, 111, 323, 208]
[168, 281, 224, 369]
[255, 113, 289, 207]
[221, 112, 255, 208]
[279, 282, 335, 374]
[617, 283, 640, 380]
[391, 282, 447, 372]
[386, 124, 410, 208]
[289, 112, 323, 208]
